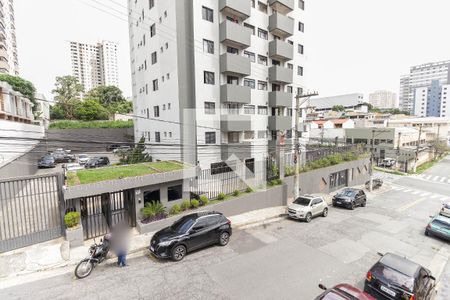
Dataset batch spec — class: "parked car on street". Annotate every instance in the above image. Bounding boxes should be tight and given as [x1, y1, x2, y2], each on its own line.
[113, 145, 132, 154]
[38, 155, 56, 169]
[77, 154, 90, 165]
[364, 253, 436, 300]
[365, 178, 383, 190]
[85, 157, 110, 169]
[106, 144, 120, 151]
[333, 188, 367, 210]
[64, 163, 84, 172]
[149, 211, 232, 261]
[440, 202, 450, 217]
[52, 149, 75, 163]
[425, 214, 450, 241]
[287, 195, 328, 223]
[316, 283, 375, 300]
[378, 158, 396, 168]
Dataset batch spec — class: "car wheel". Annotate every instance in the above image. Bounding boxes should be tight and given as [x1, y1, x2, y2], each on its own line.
[219, 232, 230, 246]
[171, 245, 186, 262]
[322, 208, 328, 217]
[351, 202, 355, 210]
[425, 230, 429, 236]
[305, 213, 312, 223]
[361, 200, 366, 207]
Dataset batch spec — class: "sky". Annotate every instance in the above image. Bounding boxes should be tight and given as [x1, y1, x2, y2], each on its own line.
[14, 0, 450, 101]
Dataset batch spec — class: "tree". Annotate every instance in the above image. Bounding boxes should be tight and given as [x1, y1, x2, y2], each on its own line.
[86, 85, 125, 106]
[74, 99, 109, 121]
[119, 136, 152, 165]
[0, 74, 37, 112]
[50, 105, 65, 120]
[331, 105, 345, 112]
[109, 100, 133, 115]
[52, 76, 84, 119]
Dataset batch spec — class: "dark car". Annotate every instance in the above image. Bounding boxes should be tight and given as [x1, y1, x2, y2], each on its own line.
[106, 144, 120, 151]
[149, 211, 232, 261]
[52, 150, 75, 164]
[365, 178, 383, 190]
[332, 188, 367, 209]
[364, 253, 436, 300]
[85, 157, 110, 169]
[316, 283, 375, 300]
[38, 155, 56, 169]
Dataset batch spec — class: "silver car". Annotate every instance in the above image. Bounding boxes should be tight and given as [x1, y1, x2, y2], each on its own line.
[287, 195, 328, 223]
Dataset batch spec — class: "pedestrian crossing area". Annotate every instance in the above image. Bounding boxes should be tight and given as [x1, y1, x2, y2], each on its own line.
[416, 174, 450, 184]
[390, 184, 450, 203]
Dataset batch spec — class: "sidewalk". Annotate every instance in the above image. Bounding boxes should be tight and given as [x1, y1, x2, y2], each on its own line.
[0, 206, 287, 281]
[436, 256, 450, 300]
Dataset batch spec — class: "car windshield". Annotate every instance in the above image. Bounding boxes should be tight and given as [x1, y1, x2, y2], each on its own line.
[79, 155, 88, 158]
[42, 156, 53, 161]
[293, 197, 311, 206]
[171, 217, 196, 233]
[432, 219, 450, 229]
[372, 264, 414, 292]
[339, 189, 356, 197]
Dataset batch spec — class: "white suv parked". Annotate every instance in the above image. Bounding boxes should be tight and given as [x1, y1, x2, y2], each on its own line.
[287, 195, 328, 223]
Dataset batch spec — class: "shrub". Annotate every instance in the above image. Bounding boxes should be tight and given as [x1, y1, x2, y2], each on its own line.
[245, 187, 253, 193]
[64, 211, 80, 228]
[191, 199, 200, 209]
[232, 190, 240, 197]
[170, 204, 181, 215]
[275, 179, 282, 185]
[217, 192, 226, 200]
[199, 195, 209, 206]
[141, 201, 166, 219]
[181, 199, 191, 211]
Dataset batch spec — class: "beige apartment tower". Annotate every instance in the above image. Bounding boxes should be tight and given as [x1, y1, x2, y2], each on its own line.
[0, 0, 19, 75]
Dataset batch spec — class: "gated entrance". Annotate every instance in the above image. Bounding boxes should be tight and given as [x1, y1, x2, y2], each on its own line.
[80, 189, 136, 240]
[0, 173, 64, 253]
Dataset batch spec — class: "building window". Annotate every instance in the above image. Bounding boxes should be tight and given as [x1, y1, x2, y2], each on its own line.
[298, 22, 305, 32]
[244, 105, 255, 114]
[155, 132, 161, 142]
[244, 23, 255, 35]
[244, 78, 256, 89]
[257, 131, 266, 139]
[287, 63, 293, 69]
[149, 0, 154, 9]
[227, 75, 239, 85]
[163, 104, 166, 110]
[205, 102, 216, 114]
[145, 84, 148, 94]
[258, 1, 268, 13]
[152, 79, 158, 91]
[298, 44, 304, 54]
[202, 6, 214, 22]
[258, 106, 268, 115]
[251, 0, 255, 8]
[168, 184, 182, 201]
[244, 51, 255, 62]
[203, 39, 214, 54]
[228, 132, 239, 143]
[204, 71, 215, 84]
[227, 46, 239, 54]
[154, 106, 160, 117]
[299, 0, 305, 10]
[151, 51, 157, 64]
[258, 55, 267, 66]
[258, 28, 268, 40]
[298, 66, 304, 76]
[165, 42, 168, 49]
[205, 132, 216, 144]
[244, 131, 255, 139]
[150, 24, 156, 37]
[258, 81, 267, 91]
[168, 103, 171, 110]
[287, 86, 293, 93]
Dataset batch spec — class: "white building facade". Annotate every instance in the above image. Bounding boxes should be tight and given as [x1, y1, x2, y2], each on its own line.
[70, 40, 119, 92]
[414, 81, 449, 118]
[0, 0, 19, 75]
[368, 90, 398, 109]
[128, 0, 308, 168]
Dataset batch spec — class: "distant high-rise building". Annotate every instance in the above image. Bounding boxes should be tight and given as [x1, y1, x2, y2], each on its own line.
[0, 0, 19, 75]
[414, 80, 449, 118]
[70, 41, 119, 92]
[368, 90, 398, 109]
[400, 60, 450, 113]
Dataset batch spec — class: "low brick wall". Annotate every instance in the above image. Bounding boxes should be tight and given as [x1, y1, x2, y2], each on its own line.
[137, 183, 287, 234]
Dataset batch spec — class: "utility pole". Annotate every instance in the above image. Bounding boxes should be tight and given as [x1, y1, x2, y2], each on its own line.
[294, 91, 319, 200]
[396, 132, 401, 170]
[413, 124, 423, 173]
[369, 129, 375, 191]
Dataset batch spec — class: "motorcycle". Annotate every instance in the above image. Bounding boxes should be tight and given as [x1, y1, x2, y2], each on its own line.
[75, 234, 111, 279]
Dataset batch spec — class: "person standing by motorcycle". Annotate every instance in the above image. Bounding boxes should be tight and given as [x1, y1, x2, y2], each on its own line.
[111, 221, 130, 267]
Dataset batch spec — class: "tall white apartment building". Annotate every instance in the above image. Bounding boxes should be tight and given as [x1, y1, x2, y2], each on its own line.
[400, 60, 450, 113]
[70, 40, 119, 92]
[414, 80, 449, 118]
[0, 0, 19, 75]
[128, 0, 307, 168]
[368, 90, 398, 109]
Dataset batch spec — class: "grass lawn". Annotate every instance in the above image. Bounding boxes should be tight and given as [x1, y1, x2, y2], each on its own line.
[67, 161, 185, 186]
[49, 120, 133, 129]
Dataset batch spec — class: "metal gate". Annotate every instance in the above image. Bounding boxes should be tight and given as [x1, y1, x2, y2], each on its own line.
[80, 189, 136, 240]
[0, 174, 64, 252]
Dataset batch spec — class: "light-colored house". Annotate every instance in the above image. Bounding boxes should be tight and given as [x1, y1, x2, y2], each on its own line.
[310, 119, 354, 129]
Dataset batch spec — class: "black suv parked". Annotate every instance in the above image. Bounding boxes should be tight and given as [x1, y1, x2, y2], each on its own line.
[38, 155, 56, 169]
[332, 188, 367, 209]
[364, 253, 435, 300]
[85, 157, 110, 169]
[149, 211, 232, 261]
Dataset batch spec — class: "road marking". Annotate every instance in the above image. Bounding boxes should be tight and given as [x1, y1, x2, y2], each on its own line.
[397, 198, 426, 212]
[425, 175, 433, 180]
[431, 194, 439, 199]
[440, 177, 446, 182]
[404, 189, 412, 193]
[447, 179, 450, 183]
[440, 197, 448, 202]
[420, 192, 431, 197]
[433, 176, 440, 181]
[411, 190, 420, 195]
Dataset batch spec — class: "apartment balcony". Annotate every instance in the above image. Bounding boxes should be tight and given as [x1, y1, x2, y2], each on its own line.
[219, 0, 251, 20]
[221, 114, 252, 131]
[220, 53, 251, 76]
[268, 116, 292, 131]
[219, 20, 251, 49]
[269, 39, 293, 62]
[0, 59, 9, 71]
[220, 84, 251, 104]
[268, 13, 294, 38]
[268, 65, 293, 84]
[269, 91, 293, 108]
[268, 0, 294, 14]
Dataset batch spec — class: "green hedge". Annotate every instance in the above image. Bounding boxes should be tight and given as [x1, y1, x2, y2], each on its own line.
[64, 212, 80, 228]
[49, 120, 133, 129]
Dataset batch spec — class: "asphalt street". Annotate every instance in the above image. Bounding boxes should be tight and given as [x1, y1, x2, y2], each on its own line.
[1, 157, 450, 300]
